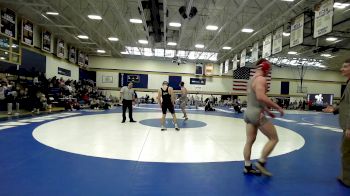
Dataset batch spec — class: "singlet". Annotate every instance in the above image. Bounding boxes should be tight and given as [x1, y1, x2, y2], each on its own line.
[161, 87, 172, 103]
[246, 76, 266, 114]
[180, 87, 188, 102]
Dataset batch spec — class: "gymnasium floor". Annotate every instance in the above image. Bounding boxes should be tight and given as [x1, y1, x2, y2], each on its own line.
[0, 105, 349, 196]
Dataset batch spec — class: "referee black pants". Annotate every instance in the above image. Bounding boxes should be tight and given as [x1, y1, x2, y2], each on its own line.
[122, 99, 133, 121]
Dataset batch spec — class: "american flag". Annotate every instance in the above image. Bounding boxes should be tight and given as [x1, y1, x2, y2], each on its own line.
[233, 67, 271, 93]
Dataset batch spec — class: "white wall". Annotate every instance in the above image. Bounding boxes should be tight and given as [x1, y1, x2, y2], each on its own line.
[94, 70, 232, 93]
[91, 57, 232, 93]
[272, 66, 343, 82]
[46, 55, 79, 81]
[269, 67, 345, 97]
[90, 57, 223, 75]
[90, 57, 346, 97]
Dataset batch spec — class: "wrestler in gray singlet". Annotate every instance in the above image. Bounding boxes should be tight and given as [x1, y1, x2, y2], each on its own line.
[180, 87, 188, 109]
[244, 76, 269, 126]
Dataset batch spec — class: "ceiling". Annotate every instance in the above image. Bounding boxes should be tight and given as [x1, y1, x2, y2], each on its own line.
[0, 0, 350, 70]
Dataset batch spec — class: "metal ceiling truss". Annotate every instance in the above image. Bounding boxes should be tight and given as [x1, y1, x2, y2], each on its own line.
[54, 0, 122, 56]
[194, 0, 250, 59]
[36, 0, 105, 54]
[176, 0, 194, 49]
[0, 0, 348, 70]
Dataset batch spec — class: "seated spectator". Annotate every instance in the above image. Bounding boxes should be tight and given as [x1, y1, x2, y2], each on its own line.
[233, 99, 243, 113]
[90, 99, 100, 109]
[205, 98, 215, 111]
[40, 94, 48, 111]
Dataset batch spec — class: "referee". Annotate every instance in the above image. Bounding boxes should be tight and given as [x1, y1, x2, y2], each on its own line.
[120, 82, 136, 123]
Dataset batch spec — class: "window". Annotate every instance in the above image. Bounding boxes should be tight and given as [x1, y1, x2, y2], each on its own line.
[0, 34, 21, 64]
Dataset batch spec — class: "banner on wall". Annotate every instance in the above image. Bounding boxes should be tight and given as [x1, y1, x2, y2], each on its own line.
[58, 67, 71, 77]
[219, 63, 223, 76]
[272, 27, 283, 55]
[204, 63, 214, 76]
[232, 54, 238, 71]
[314, 0, 334, 38]
[195, 63, 203, 75]
[0, 8, 17, 39]
[69, 46, 76, 63]
[78, 51, 84, 66]
[251, 42, 259, 63]
[42, 29, 52, 53]
[240, 49, 246, 67]
[224, 59, 229, 73]
[127, 75, 140, 83]
[57, 39, 65, 58]
[190, 78, 206, 85]
[290, 14, 304, 48]
[21, 18, 33, 46]
[119, 73, 148, 88]
[84, 55, 89, 67]
[262, 34, 272, 58]
[228, 60, 233, 71]
[169, 76, 182, 90]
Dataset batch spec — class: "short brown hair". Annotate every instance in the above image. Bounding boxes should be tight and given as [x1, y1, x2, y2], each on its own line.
[345, 58, 350, 64]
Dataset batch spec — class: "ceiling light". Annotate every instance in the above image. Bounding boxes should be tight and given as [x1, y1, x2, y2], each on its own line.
[283, 32, 290, 37]
[88, 15, 102, 20]
[0, 57, 5, 60]
[288, 51, 298, 55]
[138, 40, 148, 44]
[77, 35, 89, 39]
[281, 0, 294, 2]
[326, 37, 338, 42]
[222, 46, 231, 50]
[241, 28, 254, 33]
[321, 54, 334, 58]
[206, 25, 218, 31]
[195, 44, 204, 48]
[46, 12, 59, 15]
[108, 37, 119, 41]
[334, 2, 350, 9]
[130, 19, 142, 24]
[169, 22, 181, 27]
[97, 49, 106, 53]
[167, 42, 177, 46]
[321, 54, 331, 57]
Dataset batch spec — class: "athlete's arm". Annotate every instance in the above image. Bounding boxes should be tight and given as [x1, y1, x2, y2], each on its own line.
[157, 89, 162, 106]
[120, 87, 124, 104]
[263, 107, 276, 118]
[169, 87, 175, 104]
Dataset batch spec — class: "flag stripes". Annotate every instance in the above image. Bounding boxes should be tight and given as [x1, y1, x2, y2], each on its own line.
[233, 67, 271, 93]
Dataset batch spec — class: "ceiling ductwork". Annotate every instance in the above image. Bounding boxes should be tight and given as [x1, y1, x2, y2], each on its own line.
[141, 0, 165, 43]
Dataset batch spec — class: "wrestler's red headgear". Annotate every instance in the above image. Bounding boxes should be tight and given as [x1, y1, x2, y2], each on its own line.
[256, 58, 271, 73]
